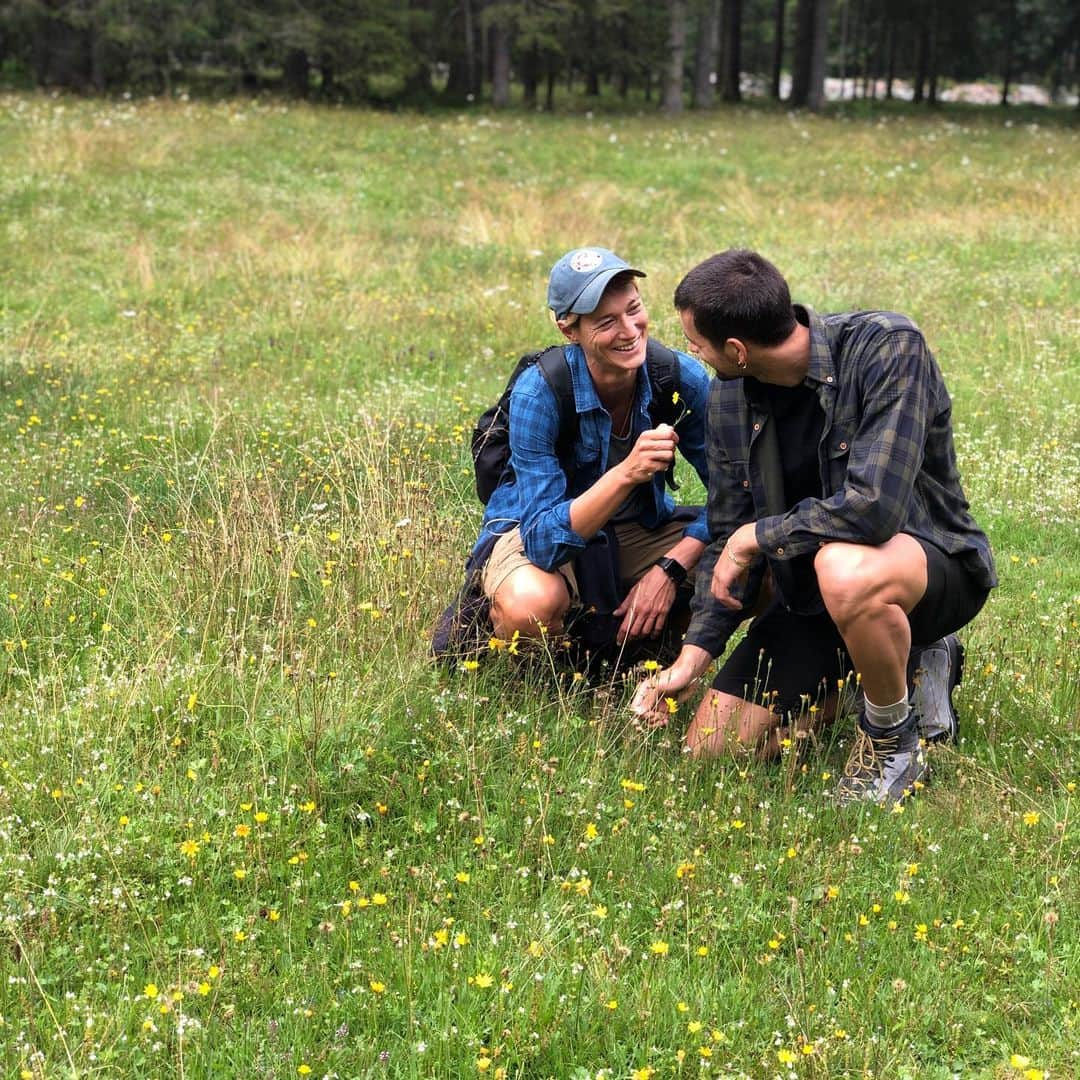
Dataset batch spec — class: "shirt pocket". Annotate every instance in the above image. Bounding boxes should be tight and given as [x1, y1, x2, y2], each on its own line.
[569, 441, 602, 492]
[726, 454, 751, 494]
[824, 420, 857, 485]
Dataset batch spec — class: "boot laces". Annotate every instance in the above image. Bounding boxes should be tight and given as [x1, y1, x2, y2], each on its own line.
[843, 727, 901, 780]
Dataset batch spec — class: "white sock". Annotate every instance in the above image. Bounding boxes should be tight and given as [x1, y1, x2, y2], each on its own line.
[864, 695, 911, 730]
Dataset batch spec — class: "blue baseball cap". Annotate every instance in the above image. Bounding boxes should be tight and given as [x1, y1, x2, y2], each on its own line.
[547, 247, 646, 320]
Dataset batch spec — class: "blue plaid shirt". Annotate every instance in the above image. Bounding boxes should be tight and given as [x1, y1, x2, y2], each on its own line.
[684, 306, 998, 657]
[476, 343, 713, 570]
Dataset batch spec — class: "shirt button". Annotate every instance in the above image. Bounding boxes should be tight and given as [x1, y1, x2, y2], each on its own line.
[753, 423, 761, 431]
[776, 546, 785, 555]
[839, 441, 848, 451]
[826, 376, 834, 383]
[742, 480, 750, 488]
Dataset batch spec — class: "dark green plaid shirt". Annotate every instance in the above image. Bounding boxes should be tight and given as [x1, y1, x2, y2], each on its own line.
[684, 306, 997, 658]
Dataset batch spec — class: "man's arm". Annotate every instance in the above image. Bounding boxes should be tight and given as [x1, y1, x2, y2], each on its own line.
[755, 327, 934, 559]
[681, 380, 764, 656]
[631, 381, 763, 715]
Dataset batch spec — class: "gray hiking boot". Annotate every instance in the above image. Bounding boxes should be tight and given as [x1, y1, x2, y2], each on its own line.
[834, 713, 929, 806]
[908, 634, 965, 743]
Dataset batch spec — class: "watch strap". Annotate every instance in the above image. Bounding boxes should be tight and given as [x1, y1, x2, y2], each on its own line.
[654, 556, 687, 586]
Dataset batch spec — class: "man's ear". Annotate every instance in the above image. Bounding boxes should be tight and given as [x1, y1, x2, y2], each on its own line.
[724, 338, 748, 369]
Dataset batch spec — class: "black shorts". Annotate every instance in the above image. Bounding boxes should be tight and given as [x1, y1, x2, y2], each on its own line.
[710, 538, 991, 717]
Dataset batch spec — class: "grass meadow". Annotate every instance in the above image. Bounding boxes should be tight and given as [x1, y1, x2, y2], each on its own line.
[0, 93, 1078, 1079]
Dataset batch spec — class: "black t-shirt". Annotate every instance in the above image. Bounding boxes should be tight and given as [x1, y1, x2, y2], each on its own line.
[762, 380, 825, 610]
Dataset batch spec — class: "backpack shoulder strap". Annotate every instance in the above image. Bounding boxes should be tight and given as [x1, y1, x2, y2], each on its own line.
[644, 338, 682, 426]
[644, 339, 683, 492]
[535, 345, 579, 465]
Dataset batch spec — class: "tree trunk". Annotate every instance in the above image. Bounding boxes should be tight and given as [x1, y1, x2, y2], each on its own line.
[1000, 0, 1016, 105]
[913, 21, 928, 103]
[791, 0, 829, 109]
[926, 7, 939, 105]
[320, 52, 340, 98]
[884, 18, 895, 100]
[491, 21, 511, 107]
[663, 0, 687, 113]
[853, 0, 865, 98]
[283, 49, 310, 97]
[790, 0, 812, 104]
[720, 0, 743, 102]
[837, 0, 848, 99]
[521, 44, 539, 108]
[159, 50, 173, 97]
[864, 0, 877, 99]
[855, 0, 866, 98]
[90, 22, 106, 92]
[693, 0, 721, 107]
[481, 8, 491, 93]
[545, 57, 557, 109]
[808, 0, 830, 110]
[585, 13, 600, 96]
[463, 0, 478, 97]
[771, 0, 786, 100]
[860, 0, 873, 98]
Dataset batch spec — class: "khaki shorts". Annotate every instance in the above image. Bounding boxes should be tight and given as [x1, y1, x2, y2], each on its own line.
[480, 518, 694, 604]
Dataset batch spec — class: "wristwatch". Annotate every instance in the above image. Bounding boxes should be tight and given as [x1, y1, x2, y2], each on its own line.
[654, 556, 688, 586]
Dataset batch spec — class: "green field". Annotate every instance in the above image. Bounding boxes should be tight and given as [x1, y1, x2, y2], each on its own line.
[1, 94, 1078, 1078]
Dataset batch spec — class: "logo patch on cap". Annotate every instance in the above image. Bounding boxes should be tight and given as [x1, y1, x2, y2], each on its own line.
[569, 249, 603, 273]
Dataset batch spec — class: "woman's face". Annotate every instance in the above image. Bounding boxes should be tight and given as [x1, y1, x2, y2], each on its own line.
[566, 280, 649, 378]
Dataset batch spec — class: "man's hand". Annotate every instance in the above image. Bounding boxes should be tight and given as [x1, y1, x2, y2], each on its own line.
[614, 565, 676, 642]
[712, 522, 759, 610]
[629, 645, 714, 726]
[620, 423, 678, 484]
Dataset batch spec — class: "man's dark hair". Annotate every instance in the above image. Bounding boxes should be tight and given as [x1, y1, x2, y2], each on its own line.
[673, 249, 797, 348]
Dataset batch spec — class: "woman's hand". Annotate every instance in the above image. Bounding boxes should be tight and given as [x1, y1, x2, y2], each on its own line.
[614, 565, 676, 642]
[620, 424, 678, 484]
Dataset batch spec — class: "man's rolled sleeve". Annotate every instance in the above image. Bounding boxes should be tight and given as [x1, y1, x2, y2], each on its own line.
[682, 382, 760, 657]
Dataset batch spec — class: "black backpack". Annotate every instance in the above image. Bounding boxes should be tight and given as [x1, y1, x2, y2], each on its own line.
[471, 340, 684, 504]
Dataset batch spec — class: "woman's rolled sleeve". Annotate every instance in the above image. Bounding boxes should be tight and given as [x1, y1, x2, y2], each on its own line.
[510, 374, 587, 571]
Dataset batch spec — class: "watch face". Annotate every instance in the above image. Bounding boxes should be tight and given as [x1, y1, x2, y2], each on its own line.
[657, 557, 686, 584]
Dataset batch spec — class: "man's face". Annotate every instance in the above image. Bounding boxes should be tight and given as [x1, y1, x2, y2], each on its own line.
[679, 308, 739, 378]
[571, 280, 649, 374]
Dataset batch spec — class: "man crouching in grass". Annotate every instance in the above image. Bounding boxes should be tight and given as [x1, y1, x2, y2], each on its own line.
[632, 249, 996, 806]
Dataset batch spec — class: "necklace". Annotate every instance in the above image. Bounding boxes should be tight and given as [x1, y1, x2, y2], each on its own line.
[610, 403, 633, 439]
